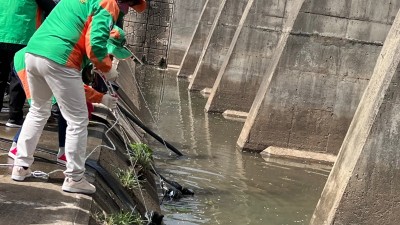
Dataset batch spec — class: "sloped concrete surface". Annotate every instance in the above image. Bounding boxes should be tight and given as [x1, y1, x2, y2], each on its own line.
[0, 176, 91, 225]
[0, 105, 159, 224]
[0, 122, 94, 225]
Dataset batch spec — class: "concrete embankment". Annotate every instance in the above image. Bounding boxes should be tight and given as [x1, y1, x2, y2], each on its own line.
[0, 61, 161, 225]
[237, 0, 400, 154]
[311, 8, 400, 224]
[170, 0, 400, 157]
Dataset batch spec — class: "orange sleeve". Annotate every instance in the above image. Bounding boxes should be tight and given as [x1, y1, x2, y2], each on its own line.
[84, 84, 104, 103]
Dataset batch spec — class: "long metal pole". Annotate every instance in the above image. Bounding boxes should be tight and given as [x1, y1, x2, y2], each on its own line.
[117, 104, 183, 156]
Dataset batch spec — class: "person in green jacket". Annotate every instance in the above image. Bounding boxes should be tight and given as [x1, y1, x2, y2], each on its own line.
[8, 25, 130, 163]
[12, 0, 146, 195]
[0, 0, 56, 127]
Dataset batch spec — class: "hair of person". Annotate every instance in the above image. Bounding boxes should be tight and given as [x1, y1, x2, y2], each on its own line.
[118, 0, 142, 5]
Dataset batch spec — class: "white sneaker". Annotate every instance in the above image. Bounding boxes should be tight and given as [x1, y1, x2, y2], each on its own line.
[62, 177, 96, 194]
[11, 166, 32, 181]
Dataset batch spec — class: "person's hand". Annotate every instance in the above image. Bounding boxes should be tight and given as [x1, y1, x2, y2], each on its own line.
[101, 94, 118, 109]
[102, 59, 119, 81]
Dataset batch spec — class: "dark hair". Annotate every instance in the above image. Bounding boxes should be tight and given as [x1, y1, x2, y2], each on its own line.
[118, 0, 142, 5]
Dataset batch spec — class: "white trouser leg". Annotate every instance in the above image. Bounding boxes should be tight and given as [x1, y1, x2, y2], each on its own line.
[47, 65, 88, 180]
[14, 54, 52, 167]
[15, 53, 88, 180]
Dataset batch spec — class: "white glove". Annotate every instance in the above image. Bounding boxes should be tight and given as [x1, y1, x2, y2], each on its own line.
[102, 59, 119, 81]
[101, 94, 118, 109]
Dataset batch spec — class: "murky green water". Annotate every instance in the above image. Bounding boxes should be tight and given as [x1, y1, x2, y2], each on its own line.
[135, 67, 331, 225]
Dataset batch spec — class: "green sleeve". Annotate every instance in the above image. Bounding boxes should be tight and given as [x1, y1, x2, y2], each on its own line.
[86, 3, 116, 72]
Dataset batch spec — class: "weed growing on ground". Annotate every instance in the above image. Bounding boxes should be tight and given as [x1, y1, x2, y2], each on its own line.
[128, 143, 153, 169]
[116, 168, 145, 190]
[96, 211, 144, 225]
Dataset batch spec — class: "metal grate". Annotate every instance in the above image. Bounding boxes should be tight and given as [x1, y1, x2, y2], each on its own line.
[123, 0, 174, 67]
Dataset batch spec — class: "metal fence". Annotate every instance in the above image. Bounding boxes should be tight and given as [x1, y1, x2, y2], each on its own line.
[123, 0, 174, 68]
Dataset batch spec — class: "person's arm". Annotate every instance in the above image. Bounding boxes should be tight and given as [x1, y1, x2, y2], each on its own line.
[84, 84, 104, 103]
[85, 0, 119, 73]
[35, 0, 56, 16]
[84, 84, 118, 109]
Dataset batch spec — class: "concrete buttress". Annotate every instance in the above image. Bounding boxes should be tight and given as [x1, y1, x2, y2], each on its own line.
[176, 0, 224, 77]
[204, 0, 297, 113]
[188, 0, 249, 91]
[310, 8, 400, 225]
[237, 0, 400, 154]
[169, 0, 207, 66]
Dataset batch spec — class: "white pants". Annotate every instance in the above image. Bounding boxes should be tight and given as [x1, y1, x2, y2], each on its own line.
[14, 53, 88, 180]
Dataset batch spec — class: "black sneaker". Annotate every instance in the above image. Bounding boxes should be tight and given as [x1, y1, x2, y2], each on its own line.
[6, 119, 23, 128]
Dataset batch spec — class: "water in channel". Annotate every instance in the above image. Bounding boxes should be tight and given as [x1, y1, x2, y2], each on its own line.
[135, 67, 331, 225]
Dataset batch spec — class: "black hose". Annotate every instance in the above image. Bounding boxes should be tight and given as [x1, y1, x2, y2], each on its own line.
[85, 160, 137, 211]
[117, 104, 183, 156]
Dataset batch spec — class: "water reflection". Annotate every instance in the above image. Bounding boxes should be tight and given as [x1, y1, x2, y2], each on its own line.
[135, 67, 330, 225]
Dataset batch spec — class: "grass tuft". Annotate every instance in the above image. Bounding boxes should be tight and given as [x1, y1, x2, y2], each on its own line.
[116, 168, 145, 190]
[128, 143, 153, 169]
[97, 211, 144, 225]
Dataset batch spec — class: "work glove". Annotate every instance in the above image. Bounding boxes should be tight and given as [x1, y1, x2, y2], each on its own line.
[102, 58, 119, 81]
[101, 94, 118, 109]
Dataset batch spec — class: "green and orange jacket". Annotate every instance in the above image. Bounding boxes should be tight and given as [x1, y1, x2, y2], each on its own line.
[14, 48, 104, 105]
[0, 0, 45, 45]
[26, 0, 120, 72]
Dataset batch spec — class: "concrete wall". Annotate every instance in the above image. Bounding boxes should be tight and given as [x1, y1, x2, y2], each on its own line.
[116, 60, 141, 114]
[124, 0, 173, 66]
[188, 0, 249, 91]
[169, 0, 207, 66]
[205, 0, 292, 113]
[310, 10, 400, 224]
[176, 0, 224, 77]
[237, 0, 400, 154]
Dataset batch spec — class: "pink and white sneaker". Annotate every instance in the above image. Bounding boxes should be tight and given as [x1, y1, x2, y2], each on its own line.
[8, 142, 17, 159]
[57, 154, 67, 165]
[57, 147, 67, 165]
